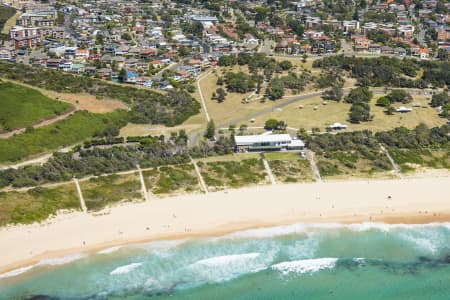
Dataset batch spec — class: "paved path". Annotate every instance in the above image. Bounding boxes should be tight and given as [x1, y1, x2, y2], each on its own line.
[380, 144, 403, 179]
[136, 164, 150, 202]
[305, 150, 322, 183]
[262, 158, 277, 185]
[197, 71, 211, 122]
[74, 178, 87, 213]
[191, 159, 208, 193]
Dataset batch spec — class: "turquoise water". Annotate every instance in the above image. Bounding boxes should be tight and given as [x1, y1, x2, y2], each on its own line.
[1, 222, 449, 300]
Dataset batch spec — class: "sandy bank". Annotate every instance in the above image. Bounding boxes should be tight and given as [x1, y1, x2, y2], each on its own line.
[1, 176, 449, 274]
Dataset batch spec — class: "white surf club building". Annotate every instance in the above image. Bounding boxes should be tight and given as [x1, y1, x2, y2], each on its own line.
[234, 133, 304, 152]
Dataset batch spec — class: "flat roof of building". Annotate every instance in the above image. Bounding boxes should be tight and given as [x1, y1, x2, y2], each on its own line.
[234, 134, 293, 146]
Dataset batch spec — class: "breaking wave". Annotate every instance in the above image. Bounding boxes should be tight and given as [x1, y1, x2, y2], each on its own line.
[271, 258, 338, 275]
[110, 262, 143, 275]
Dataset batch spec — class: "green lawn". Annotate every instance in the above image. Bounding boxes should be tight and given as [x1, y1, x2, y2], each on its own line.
[0, 184, 80, 226]
[81, 173, 142, 211]
[0, 82, 72, 132]
[0, 109, 128, 163]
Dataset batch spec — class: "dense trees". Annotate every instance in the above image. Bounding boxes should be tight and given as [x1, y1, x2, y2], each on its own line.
[375, 124, 450, 149]
[0, 132, 238, 188]
[345, 87, 373, 104]
[181, 21, 203, 38]
[386, 89, 412, 104]
[345, 87, 373, 123]
[224, 72, 256, 93]
[313, 56, 450, 89]
[265, 78, 285, 100]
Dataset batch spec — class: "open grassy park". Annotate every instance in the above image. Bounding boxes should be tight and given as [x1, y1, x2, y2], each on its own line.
[0, 82, 72, 132]
[241, 93, 445, 133]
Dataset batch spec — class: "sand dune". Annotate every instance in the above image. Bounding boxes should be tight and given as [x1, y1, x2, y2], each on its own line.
[0, 176, 449, 274]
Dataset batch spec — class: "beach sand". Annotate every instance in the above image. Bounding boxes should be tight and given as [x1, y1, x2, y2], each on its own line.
[1, 176, 449, 274]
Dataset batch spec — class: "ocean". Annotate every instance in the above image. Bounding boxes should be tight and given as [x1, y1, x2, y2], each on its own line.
[1, 222, 449, 300]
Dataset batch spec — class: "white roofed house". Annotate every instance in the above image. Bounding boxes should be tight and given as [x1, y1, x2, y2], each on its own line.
[234, 133, 304, 152]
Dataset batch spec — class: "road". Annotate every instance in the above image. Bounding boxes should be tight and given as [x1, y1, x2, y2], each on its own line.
[258, 39, 273, 54]
[64, 12, 78, 38]
[341, 38, 352, 56]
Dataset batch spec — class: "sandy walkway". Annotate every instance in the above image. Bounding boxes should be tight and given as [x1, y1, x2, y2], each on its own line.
[0, 176, 449, 274]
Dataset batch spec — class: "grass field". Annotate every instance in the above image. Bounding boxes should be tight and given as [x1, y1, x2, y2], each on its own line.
[247, 94, 445, 133]
[0, 82, 72, 132]
[0, 109, 128, 163]
[3, 79, 128, 113]
[0, 5, 16, 33]
[81, 173, 142, 211]
[198, 158, 268, 191]
[388, 148, 450, 173]
[264, 152, 315, 183]
[143, 164, 201, 196]
[0, 184, 80, 226]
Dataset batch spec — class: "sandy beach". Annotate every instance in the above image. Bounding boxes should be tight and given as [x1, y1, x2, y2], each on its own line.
[1, 176, 449, 275]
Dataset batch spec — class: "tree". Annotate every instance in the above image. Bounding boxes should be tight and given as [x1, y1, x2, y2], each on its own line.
[376, 96, 390, 107]
[264, 119, 286, 131]
[386, 89, 412, 104]
[297, 128, 308, 140]
[216, 88, 227, 102]
[322, 87, 343, 101]
[118, 68, 127, 83]
[266, 79, 284, 100]
[302, 54, 307, 63]
[264, 119, 279, 130]
[279, 60, 293, 70]
[345, 87, 373, 104]
[204, 119, 215, 140]
[349, 102, 371, 123]
[430, 92, 449, 107]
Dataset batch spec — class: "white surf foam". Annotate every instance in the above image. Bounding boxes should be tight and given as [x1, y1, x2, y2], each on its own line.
[271, 258, 338, 275]
[221, 224, 308, 239]
[187, 252, 269, 284]
[97, 246, 122, 255]
[38, 253, 85, 266]
[110, 262, 142, 275]
[0, 265, 35, 279]
[193, 253, 260, 267]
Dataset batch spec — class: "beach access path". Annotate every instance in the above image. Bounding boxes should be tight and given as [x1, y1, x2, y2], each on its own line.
[1, 176, 449, 275]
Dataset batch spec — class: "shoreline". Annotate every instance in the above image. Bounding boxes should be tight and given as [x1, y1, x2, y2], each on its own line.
[1, 176, 450, 276]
